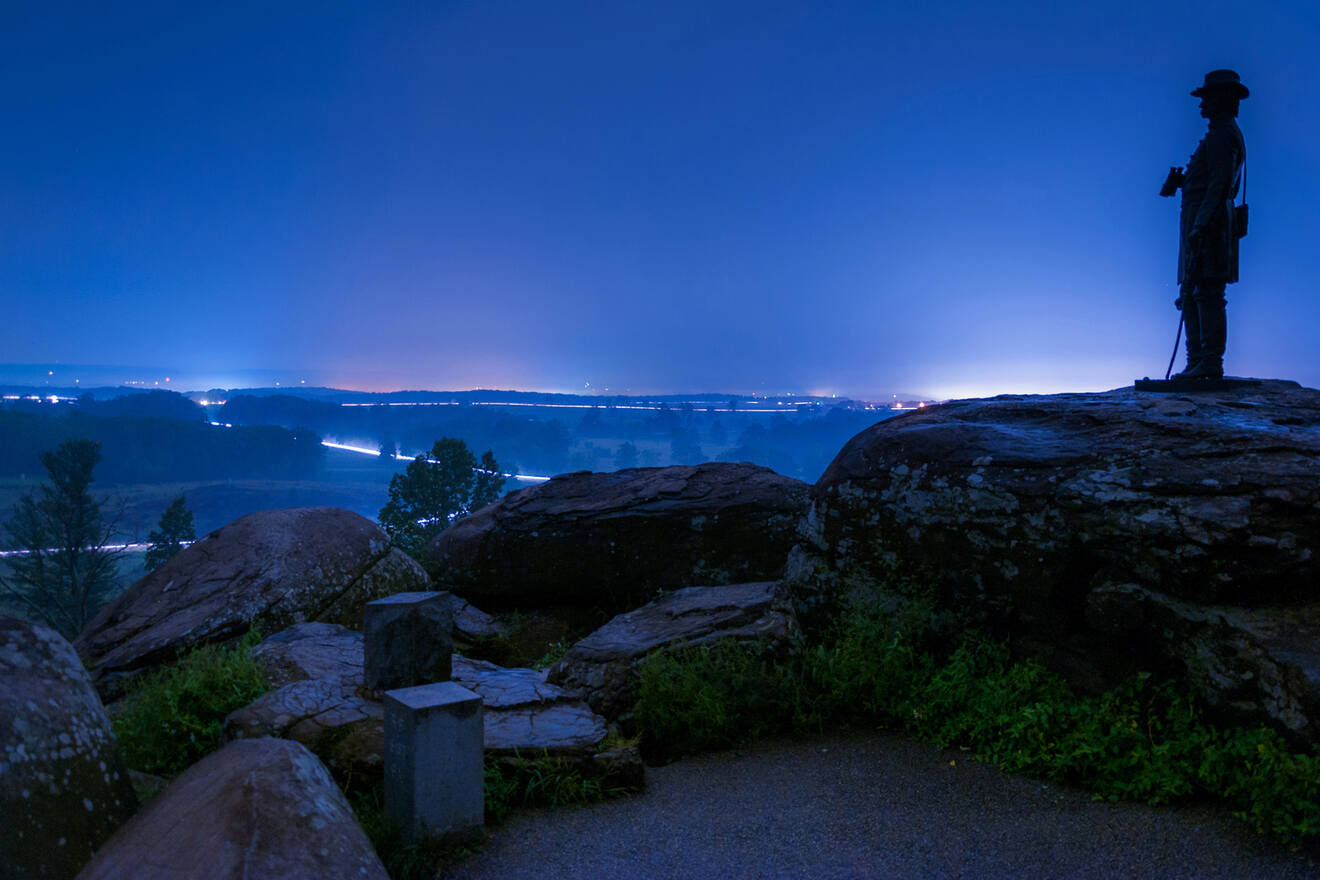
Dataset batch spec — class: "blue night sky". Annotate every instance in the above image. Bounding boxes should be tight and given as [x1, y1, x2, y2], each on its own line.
[3, 1, 1318, 399]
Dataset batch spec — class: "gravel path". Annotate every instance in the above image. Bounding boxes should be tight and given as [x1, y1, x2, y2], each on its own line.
[442, 730, 1318, 880]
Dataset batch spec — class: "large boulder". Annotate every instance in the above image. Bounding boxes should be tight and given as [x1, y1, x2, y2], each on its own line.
[547, 582, 800, 720]
[75, 507, 429, 697]
[792, 380, 1320, 741]
[75, 737, 388, 880]
[1, 616, 137, 880]
[427, 463, 811, 610]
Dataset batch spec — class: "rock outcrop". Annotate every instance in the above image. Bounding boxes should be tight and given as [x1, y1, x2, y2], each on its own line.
[1, 616, 137, 880]
[793, 380, 1320, 741]
[75, 737, 387, 880]
[75, 507, 428, 697]
[427, 463, 810, 610]
[547, 582, 800, 720]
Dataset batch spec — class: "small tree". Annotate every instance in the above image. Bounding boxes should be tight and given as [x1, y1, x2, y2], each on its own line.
[144, 495, 196, 572]
[1, 439, 121, 638]
[378, 438, 505, 559]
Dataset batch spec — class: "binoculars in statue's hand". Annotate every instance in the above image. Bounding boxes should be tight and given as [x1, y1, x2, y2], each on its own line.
[1160, 166, 1185, 197]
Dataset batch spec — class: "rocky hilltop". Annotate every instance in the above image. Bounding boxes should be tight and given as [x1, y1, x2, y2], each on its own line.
[790, 379, 1320, 742]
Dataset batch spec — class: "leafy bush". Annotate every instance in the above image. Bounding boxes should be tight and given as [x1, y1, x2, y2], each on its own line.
[633, 605, 1320, 845]
[112, 630, 269, 776]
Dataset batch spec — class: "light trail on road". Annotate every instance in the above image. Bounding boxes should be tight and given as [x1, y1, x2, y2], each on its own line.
[204, 422, 552, 483]
[0, 541, 187, 559]
[320, 440, 551, 483]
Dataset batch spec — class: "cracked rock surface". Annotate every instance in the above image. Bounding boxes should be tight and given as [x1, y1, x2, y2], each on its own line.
[74, 507, 428, 698]
[224, 623, 622, 791]
[792, 379, 1320, 741]
[427, 462, 810, 611]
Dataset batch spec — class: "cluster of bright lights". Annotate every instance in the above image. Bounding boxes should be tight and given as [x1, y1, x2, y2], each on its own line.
[338, 399, 831, 414]
[1, 394, 76, 404]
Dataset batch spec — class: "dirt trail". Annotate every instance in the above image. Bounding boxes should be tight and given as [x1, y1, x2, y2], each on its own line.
[443, 730, 1318, 880]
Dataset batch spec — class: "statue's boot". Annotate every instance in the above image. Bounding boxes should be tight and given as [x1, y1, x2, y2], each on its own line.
[1182, 292, 1226, 380]
[1171, 294, 1204, 379]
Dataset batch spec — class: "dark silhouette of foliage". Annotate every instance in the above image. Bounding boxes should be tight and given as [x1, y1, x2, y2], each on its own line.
[378, 438, 505, 559]
[144, 495, 196, 572]
[614, 441, 640, 470]
[1, 439, 121, 637]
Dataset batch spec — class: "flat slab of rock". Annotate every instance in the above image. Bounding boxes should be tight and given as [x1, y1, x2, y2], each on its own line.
[224, 678, 381, 745]
[1, 616, 137, 880]
[547, 582, 800, 719]
[75, 507, 429, 697]
[795, 380, 1320, 741]
[452, 655, 607, 754]
[427, 463, 810, 610]
[75, 738, 387, 880]
[252, 622, 365, 688]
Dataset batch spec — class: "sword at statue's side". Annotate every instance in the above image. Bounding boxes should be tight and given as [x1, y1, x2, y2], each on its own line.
[1165, 314, 1184, 381]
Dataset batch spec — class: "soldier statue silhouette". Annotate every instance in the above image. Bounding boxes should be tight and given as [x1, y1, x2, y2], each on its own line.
[1157, 69, 1248, 383]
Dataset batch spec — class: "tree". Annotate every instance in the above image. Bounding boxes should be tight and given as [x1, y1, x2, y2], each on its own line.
[378, 438, 505, 559]
[615, 441, 640, 470]
[0, 439, 121, 638]
[144, 495, 196, 572]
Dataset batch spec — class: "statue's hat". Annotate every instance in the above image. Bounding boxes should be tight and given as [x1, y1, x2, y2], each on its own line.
[1191, 69, 1249, 99]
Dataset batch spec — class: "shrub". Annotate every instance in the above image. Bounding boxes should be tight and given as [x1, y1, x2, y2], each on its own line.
[112, 629, 269, 776]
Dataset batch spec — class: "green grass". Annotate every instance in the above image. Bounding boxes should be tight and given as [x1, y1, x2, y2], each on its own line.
[634, 605, 1320, 847]
[111, 629, 270, 776]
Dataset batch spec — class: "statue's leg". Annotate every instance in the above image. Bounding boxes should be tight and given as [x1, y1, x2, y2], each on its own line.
[1172, 282, 1202, 377]
[1185, 281, 1227, 379]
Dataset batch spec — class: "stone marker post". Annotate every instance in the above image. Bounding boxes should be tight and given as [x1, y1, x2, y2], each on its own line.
[364, 591, 453, 691]
[384, 681, 484, 841]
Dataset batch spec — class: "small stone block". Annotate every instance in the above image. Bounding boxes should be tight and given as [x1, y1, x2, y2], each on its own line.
[384, 682, 484, 842]
[364, 591, 454, 690]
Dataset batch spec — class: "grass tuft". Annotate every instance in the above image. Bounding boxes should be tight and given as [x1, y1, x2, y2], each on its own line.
[111, 629, 269, 776]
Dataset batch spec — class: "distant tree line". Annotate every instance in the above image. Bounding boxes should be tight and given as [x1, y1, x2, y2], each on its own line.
[215, 393, 893, 480]
[0, 408, 323, 483]
[220, 394, 573, 475]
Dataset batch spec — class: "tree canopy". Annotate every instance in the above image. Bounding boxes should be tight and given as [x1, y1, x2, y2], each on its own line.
[1, 439, 121, 638]
[144, 495, 197, 572]
[378, 438, 505, 560]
